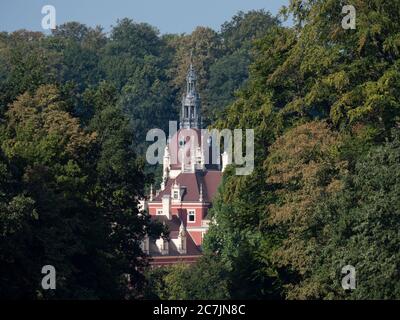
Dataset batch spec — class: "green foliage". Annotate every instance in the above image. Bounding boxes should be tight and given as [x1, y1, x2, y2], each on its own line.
[144, 256, 230, 300]
[2, 1, 399, 300]
[204, 0, 400, 300]
[0, 31, 61, 114]
[0, 11, 269, 299]
[220, 10, 279, 52]
[165, 10, 279, 125]
[204, 165, 283, 299]
[291, 130, 400, 299]
[0, 85, 160, 299]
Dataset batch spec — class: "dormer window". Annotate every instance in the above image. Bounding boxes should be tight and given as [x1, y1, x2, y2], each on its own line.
[171, 181, 184, 202]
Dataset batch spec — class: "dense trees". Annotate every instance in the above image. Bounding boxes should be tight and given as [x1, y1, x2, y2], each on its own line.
[0, 85, 160, 299]
[165, 10, 279, 125]
[1, 0, 399, 300]
[199, 0, 400, 300]
[0, 9, 276, 299]
[144, 256, 229, 300]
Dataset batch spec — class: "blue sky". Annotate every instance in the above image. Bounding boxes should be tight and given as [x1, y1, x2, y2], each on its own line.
[0, 0, 289, 34]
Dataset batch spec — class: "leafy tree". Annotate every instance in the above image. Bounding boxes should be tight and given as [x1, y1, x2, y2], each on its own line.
[165, 27, 222, 124]
[220, 10, 279, 52]
[289, 129, 400, 299]
[265, 121, 347, 297]
[144, 255, 229, 300]
[45, 23, 107, 120]
[204, 165, 283, 299]
[101, 18, 164, 91]
[0, 31, 61, 115]
[205, 0, 400, 300]
[0, 85, 161, 299]
[118, 58, 175, 152]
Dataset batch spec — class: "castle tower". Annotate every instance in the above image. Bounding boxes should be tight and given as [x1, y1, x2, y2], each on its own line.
[145, 51, 223, 267]
[180, 52, 201, 129]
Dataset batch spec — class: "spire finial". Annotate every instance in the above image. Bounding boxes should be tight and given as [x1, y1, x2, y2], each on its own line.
[186, 51, 197, 93]
[180, 49, 200, 130]
[150, 184, 154, 201]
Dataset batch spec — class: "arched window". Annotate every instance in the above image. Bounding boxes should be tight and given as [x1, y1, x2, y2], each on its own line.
[190, 106, 195, 118]
[184, 106, 189, 118]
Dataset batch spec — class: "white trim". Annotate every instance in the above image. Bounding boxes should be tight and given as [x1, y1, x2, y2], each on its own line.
[187, 227, 208, 232]
[149, 202, 210, 206]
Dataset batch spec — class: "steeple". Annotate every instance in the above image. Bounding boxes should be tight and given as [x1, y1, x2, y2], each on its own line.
[180, 50, 201, 129]
[186, 51, 196, 95]
[149, 184, 154, 201]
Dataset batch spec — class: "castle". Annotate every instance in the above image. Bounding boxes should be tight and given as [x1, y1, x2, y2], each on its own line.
[141, 59, 224, 266]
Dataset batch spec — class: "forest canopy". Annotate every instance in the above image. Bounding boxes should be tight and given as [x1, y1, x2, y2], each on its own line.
[0, 10, 278, 299]
[1, 0, 400, 300]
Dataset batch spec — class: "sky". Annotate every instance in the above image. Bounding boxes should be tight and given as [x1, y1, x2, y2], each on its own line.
[0, 0, 290, 35]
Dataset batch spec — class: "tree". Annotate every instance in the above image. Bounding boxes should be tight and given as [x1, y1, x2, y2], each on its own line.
[290, 129, 400, 299]
[144, 255, 230, 300]
[0, 85, 161, 299]
[118, 58, 175, 152]
[206, 0, 400, 300]
[220, 10, 279, 52]
[0, 31, 61, 116]
[265, 121, 347, 298]
[101, 18, 164, 91]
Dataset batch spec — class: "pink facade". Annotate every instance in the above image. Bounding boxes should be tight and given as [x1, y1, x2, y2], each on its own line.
[142, 59, 223, 266]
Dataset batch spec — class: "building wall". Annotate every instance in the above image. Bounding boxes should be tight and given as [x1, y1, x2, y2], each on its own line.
[148, 203, 210, 246]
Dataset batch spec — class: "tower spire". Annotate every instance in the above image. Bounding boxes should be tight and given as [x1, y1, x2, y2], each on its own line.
[149, 184, 154, 201]
[180, 50, 201, 129]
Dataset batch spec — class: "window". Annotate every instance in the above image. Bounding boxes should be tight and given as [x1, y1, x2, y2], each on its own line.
[157, 209, 163, 215]
[188, 210, 196, 223]
[173, 190, 179, 199]
[184, 106, 188, 118]
[190, 106, 195, 118]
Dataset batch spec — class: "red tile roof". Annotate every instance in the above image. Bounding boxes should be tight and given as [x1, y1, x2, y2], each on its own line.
[152, 170, 222, 203]
[149, 215, 202, 257]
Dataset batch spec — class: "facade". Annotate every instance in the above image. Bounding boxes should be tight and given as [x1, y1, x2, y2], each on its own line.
[141, 59, 225, 267]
